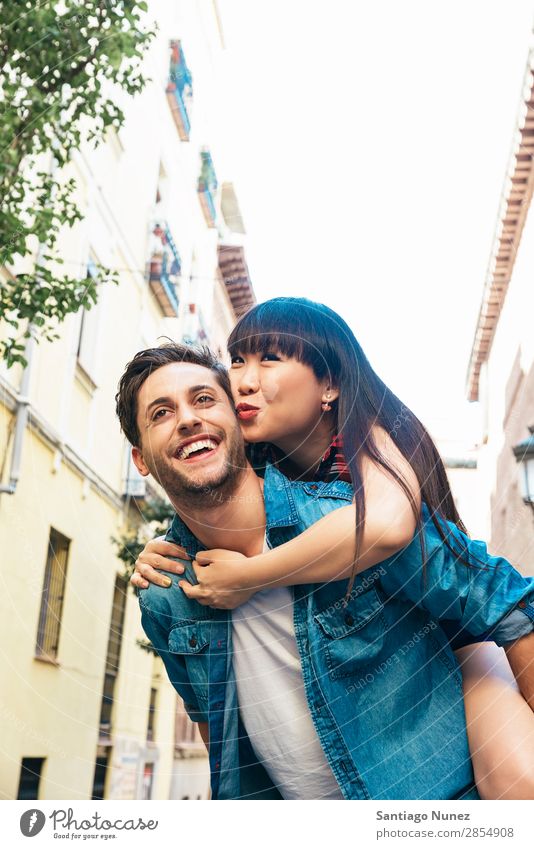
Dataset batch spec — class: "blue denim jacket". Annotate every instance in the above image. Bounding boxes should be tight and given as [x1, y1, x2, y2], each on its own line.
[139, 464, 534, 800]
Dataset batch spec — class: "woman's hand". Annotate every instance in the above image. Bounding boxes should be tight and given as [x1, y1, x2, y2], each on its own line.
[179, 549, 256, 609]
[131, 537, 191, 590]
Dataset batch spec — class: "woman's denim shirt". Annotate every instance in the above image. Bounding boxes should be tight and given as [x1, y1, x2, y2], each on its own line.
[139, 463, 534, 801]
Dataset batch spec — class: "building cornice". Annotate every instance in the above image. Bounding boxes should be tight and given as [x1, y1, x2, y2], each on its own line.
[466, 47, 534, 402]
[0, 374, 124, 510]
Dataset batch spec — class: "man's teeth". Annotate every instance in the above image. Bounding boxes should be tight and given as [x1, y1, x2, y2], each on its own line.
[177, 439, 218, 459]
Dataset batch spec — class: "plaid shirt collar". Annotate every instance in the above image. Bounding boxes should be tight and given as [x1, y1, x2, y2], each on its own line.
[249, 433, 351, 483]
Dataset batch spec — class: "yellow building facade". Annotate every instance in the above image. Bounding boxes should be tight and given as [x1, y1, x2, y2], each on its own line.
[0, 0, 254, 800]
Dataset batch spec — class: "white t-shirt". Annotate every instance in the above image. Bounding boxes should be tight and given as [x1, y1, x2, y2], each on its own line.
[231, 545, 344, 800]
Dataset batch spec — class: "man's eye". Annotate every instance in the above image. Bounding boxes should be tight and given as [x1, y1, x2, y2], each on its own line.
[152, 408, 170, 420]
[196, 395, 214, 404]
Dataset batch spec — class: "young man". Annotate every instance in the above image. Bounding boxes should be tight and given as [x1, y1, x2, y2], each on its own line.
[115, 343, 534, 800]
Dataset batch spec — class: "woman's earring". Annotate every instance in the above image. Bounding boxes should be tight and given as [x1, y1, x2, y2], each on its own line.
[321, 396, 332, 412]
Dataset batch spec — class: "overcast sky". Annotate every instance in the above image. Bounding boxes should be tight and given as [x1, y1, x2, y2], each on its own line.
[214, 0, 534, 450]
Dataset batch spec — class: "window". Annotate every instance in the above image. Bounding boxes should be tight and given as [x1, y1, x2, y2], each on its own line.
[175, 696, 199, 745]
[147, 688, 157, 742]
[97, 576, 128, 738]
[17, 758, 45, 800]
[35, 529, 70, 661]
[91, 753, 108, 801]
[99, 673, 115, 737]
[76, 259, 101, 381]
[141, 763, 155, 800]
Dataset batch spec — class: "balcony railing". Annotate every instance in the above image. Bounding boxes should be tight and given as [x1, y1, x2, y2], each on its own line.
[197, 150, 218, 228]
[148, 222, 182, 317]
[166, 40, 193, 141]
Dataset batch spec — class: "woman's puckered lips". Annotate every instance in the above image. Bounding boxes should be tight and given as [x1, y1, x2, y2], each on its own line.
[236, 402, 260, 420]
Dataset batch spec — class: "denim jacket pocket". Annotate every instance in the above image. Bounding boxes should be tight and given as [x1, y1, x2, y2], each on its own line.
[313, 588, 386, 679]
[169, 620, 211, 705]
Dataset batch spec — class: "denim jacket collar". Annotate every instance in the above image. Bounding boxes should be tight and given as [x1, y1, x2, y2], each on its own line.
[168, 510, 203, 558]
[262, 463, 300, 528]
[144, 458, 534, 800]
[168, 462, 353, 550]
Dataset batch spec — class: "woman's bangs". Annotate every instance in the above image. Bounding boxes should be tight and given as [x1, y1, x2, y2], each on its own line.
[227, 314, 306, 361]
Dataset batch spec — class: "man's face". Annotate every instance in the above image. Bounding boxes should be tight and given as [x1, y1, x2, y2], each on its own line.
[132, 362, 247, 503]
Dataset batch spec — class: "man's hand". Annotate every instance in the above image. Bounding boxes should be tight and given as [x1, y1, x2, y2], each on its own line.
[505, 631, 534, 711]
[179, 549, 255, 609]
[131, 537, 191, 590]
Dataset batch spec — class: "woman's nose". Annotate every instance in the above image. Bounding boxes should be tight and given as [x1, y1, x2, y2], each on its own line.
[237, 366, 260, 395]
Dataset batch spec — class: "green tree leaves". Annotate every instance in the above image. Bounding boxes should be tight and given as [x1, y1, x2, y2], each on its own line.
[111, 495, 175, 583]
[0, 1, 156, 366]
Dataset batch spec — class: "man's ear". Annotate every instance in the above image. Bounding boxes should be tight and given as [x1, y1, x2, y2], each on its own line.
[131, 446, 150, 477]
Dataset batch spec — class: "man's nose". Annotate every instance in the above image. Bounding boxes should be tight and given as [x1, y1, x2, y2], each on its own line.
[176, 404, 203, 432]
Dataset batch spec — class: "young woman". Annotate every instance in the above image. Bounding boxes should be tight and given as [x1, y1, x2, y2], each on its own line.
[132, 296, 534, 799]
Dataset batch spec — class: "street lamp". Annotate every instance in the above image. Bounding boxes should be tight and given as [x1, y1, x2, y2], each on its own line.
[512, 425, 534, 516]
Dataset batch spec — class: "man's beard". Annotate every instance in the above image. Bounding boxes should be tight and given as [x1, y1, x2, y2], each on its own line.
[146, 428, 248, 508]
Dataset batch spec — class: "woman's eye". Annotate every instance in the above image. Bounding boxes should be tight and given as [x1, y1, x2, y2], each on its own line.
[230, 355, 244, 366]
[261, 352, 281, 361]
[196, 395, 214, 404]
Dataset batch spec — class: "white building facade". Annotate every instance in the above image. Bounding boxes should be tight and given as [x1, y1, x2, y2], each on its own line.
[466, 45, 534, 578]
[0, 0, 254, 801]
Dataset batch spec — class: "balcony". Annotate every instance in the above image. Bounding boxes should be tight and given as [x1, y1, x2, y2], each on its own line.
[182, 302, 208, 346]
[217, 244, 255, 318]
[166, 40, 193, 142]
[148, 221, 182, 317]
[197, 150, 218, 228]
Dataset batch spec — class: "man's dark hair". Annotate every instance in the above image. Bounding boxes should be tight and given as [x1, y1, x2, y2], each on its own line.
[116, 342, 233, 446]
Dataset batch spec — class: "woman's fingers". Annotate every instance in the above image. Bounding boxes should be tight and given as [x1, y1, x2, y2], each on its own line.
[191, 560, 205, 580]
[146, 539, 191, 560]
[179, 581, 208, 604]
[131, 538, 191, 589]
[153, 553, 188, 574]
[196, 550, 214, 565]
[134, 554, 187, 589]
[130, 571, 149, 590]
[135, 553, 186, 577]
[134, 563, 175, 588]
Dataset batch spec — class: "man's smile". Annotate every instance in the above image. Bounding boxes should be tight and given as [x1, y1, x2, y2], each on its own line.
[172, 432, 223, 463]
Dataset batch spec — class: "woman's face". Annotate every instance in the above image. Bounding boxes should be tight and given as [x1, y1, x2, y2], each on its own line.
[229, 349, 333, 448]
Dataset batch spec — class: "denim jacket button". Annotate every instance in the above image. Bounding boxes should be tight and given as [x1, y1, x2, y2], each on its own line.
[518, 600, 527, 609]
[310, 484, 318, 491]
[344, 613, 355, 627]
[189, 636, 198, 648]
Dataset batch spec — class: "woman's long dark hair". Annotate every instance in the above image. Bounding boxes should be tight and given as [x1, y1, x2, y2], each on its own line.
[228, 297, 472, 599]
